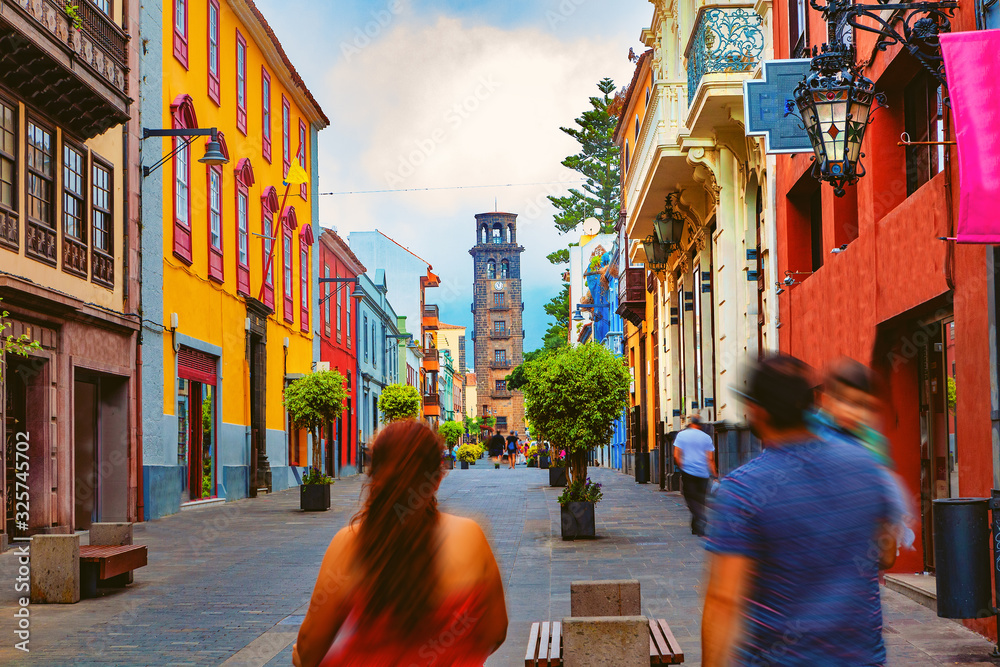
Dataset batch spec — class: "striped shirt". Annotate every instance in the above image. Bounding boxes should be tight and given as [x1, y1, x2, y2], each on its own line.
[707, 437, 890, 666]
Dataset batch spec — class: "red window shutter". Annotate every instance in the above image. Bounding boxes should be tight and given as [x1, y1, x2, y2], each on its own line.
[300, 239, 309, 332]
[173, 0, 188, 68]
[282, 228, 294, 323]
[262, 205, 275, 310]
[236, 30, 248, 134]
[207, 0, 220, 103]
[178, 346, 217, 386]
[261, 67, 272, 163]
[208, 165, 224, 281]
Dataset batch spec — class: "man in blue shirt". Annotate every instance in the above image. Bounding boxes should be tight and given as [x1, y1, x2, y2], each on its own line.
[702, 355, 895, 667]
[673, 415, 717, 536]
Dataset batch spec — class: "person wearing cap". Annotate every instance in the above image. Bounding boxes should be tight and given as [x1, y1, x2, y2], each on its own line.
[673, 414, 717, 537]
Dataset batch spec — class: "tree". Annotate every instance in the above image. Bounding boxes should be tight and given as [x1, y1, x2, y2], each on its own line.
[546, 249, 570, 265]
[439, 421, 464, 457]
[548, 77, 621, 237]
[522, 343, 630, 485]
[379, 384, 422, 423]
[283, 370, 348, 470]
[0, 299, 40, 381]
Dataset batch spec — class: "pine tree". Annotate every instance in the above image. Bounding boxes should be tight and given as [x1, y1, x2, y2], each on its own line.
[548, 77, 622, 248]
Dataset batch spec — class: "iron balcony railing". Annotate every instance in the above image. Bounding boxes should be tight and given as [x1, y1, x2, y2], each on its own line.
[489, 330, 511, 339]
[490, 360, 512, 370]
[685, 4, 764, 103]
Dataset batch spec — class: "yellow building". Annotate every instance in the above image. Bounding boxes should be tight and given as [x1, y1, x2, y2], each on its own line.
[140, 0, 328, 517]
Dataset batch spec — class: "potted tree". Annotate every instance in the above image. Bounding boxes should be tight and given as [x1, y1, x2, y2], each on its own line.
[378, 383, 422, 423]
[522, 343, 629, 540]
[439, 420, 464, 470]
[456, 444, 478, 469]
[300, 466, 335, 511]
[283, 370, 347, 511]
[548, 447, 568, 487]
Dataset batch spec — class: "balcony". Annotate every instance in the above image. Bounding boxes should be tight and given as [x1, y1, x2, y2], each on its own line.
[489, 303, 510, 312]
[616, 267, 646, 327]
[489, 360, 512, 370]
[422, 304, 439, 330]
[423, 392, 440, 407]
[491, 389, 512, 399]
[422, 347, 439, 372]
[684, 4, 763, 136]
[0, 0, 130, 140]
[489, 330, 511, 340]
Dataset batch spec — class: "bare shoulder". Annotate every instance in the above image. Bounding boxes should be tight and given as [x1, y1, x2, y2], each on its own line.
[439, 513, 492, 553]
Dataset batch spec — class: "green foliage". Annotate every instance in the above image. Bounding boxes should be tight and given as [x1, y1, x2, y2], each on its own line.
[547, 248, 570, 265]
[947, 376, 957, 412]
[557, 478, 604, 505]
[439, 420, 464, 450]
[456, 444, 480, 463]
[283, 370, 348, 466]
[0, 300, 41, 382]
[548, 78, 621, 235]
[587, 255, 602, 272]
[378, 384, 422, 423]
[482, 416, 496, 428]
[302, 466, 334, 485]
[64, 2, 83, 29]
[522, 343, 630, 484]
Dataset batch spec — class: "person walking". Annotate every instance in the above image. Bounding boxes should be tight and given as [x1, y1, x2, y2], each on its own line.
[488, 429, 505, 469]
[506, 430, 518, 469]
[673, 415, 716, 536]
[293, 420, 508, 667]
[701, 355, 896, 667]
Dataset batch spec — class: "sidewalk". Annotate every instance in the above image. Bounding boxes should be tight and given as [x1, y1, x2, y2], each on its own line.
[0, 464, 995, 665]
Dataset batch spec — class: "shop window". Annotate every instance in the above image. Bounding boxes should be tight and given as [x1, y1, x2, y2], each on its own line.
[261, 68, 272, 162]
[236, 30, 247, 134]
[173, 0, 188, 68]
[904, 71, 944, 196]
[207, 0, 220, 104]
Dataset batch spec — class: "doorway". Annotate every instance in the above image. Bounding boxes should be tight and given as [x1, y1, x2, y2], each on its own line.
[4, 358, 28, 538]
[177, 379, 216, 501]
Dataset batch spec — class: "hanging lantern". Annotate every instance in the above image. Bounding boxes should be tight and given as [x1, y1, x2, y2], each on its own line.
[793, 45, 877, 197]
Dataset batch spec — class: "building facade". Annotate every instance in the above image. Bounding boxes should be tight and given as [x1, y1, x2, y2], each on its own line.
[355, 269, 400, 458]
[436, 322, 466, 421]
[0, 0, 140, 535]
[317, 229, 364, 477]
[139, 0, 328, 517]
[470, 212, 525, 436]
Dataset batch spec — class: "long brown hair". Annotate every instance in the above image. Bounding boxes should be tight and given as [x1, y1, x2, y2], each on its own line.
[353, 420, 445, 634]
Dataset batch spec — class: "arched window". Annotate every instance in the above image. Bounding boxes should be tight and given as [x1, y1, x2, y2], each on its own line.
[480, 225, 487, 244]
[508, 224, 515, 244]
[170, 94, 198, 263]
[500, 260, 509, 279]
[491, 223, 503, 243]
[487, 259, 496, 279]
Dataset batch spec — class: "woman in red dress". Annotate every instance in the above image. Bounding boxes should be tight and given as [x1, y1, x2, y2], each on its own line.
[293, 420, 508, 667]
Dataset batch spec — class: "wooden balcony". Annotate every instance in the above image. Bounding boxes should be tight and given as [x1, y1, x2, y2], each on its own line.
[422, 347, 439, 372]
[616, 267, 646, 327]
[422, 304, 439, 330]
[423, 392, 440, 407]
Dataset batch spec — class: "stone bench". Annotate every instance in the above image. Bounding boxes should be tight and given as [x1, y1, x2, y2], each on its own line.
[525, 617, 685, 666]
[30, 523, 145, 603]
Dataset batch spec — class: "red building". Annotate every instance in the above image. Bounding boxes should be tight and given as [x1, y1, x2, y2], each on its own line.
[318, 229, 366, 475]
[773, 0, 989, 628]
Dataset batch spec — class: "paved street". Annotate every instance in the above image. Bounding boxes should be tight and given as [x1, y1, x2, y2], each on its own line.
[0, 463, 996, 666]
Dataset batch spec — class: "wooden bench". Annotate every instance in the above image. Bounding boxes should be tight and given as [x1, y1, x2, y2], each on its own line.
[79, 544, 147, 598]
[525, 617, 684, 666]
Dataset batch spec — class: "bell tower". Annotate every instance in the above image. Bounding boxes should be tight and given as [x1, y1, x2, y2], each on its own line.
[470, 212, 525, 436]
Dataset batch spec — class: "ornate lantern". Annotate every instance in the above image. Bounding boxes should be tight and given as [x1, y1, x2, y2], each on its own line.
[641, 193, 688, 272]
[793, 46, 876, 197]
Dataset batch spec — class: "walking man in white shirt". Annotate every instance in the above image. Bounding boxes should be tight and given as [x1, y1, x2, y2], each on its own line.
[673, 415, 717, 536]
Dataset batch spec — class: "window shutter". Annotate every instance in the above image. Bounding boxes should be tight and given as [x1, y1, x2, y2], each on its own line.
[178, 347, 217, 386]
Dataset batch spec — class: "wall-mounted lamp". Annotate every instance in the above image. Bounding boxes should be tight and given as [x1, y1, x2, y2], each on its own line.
[283, 336, 290, 349]
[776, 284, 786, 295]
[318, 276, 363, 306]
[141, 127, 228, 177]
[244, 317, 251, 332]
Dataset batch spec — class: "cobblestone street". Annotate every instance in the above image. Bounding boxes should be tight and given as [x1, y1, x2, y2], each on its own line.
[0, 464, 996, 666]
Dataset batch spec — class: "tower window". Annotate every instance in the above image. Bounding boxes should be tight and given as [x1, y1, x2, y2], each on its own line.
[487, 259, 496, 279]
[500, 260, 510, 278]
[491, 223, 503, 243]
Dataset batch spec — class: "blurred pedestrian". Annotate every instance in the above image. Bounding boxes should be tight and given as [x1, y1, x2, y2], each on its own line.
[506, 430, 518, 469]
[673, 415, 717, 536]
[293, 420, 508, 667]
[489, 429, 505, 469]
[702, 355, 896, 667]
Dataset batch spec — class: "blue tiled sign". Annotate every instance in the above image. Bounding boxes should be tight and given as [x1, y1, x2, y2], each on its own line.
[743, 59, 813, 154]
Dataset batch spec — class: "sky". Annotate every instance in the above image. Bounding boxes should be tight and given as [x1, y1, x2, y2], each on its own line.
[254, 0, 652, 355]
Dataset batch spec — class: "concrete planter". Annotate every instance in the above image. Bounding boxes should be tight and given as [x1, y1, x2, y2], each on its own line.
[443, 458, 455, 470]
[549, 466, 568, 487]
[540, 455, 551, 470]
[561, 501, 596, 540]
[460, 461, 470, 469]
[300, 484, 331, 511]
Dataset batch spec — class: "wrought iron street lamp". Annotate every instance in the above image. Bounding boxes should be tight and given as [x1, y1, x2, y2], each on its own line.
[791, 0, 956, 195]
[641, 194, 688, 272]
[141, 127, 228, 177]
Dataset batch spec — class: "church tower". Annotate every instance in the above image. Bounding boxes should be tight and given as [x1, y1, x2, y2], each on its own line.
[470, 212, 525, 437]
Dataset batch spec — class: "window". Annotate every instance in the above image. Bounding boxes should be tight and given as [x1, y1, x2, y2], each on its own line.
[495, 379, 507, 391]
[486, 259, 496, 279]
[493, 292, 505, 308]
[645, 86, 651, 108]
[207, 0, 220, 104]
[500, 260, 509, 278]
[173, 132, 192, 262]
[364, 315, 369, 362]
[491, 224, 502, 243]
[373, 323, 378, 369]
[236, 188, 249, 294]
[0, 99, 15, 251]
[282, 228, 294, 322]
[494, 320, 506, 334]
[809, 188, 823, 272]
[298, 120, 308, 199]
[208, 166, 223, 281]
[300, 241, 309, 332]
[261, 208, 274, 308]
[904, 72, 944, 196]
[789, 0, 807, 56]
[494, 349, 506, 364]
[336, 272, 342, 341]
[261, 68, 272, 162]
[236, 31, 247, 134]
[173, 0, 188, 67]
[91, 160, 113, 286]
[94, 0, 111, 14]
[323, 264, 331, 336]
[624, 139, 630, 173]
[63, 145, 86, 242]
[634, 115, 640, 141]
[282, 96, 290, 176]
[26, 121, 54, 228]
[347, 282, 352, 341]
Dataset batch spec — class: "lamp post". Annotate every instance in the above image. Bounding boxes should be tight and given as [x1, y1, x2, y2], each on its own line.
[141, 127, 228, 177]
[790, 0, 956, 195]
[318, 277, 363, 306]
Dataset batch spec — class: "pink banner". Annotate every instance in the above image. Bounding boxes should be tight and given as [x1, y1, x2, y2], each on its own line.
[941, 31, 1000, 243]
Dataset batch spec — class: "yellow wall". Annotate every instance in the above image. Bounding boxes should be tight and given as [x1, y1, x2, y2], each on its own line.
[159, 0, 318, 433]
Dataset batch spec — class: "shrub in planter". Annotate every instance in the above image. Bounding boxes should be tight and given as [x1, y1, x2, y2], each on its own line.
[439, 420, 464, 466]
[557, 478, 603, 539]
[456, 444, 478, 470]
[300, 466, 334, 511]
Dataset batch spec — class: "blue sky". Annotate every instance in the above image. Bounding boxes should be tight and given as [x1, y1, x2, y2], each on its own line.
[254, 0, 651, 361]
